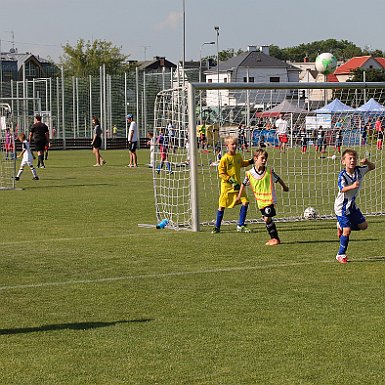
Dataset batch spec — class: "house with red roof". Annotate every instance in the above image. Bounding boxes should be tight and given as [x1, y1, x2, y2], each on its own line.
[334, 56, 385, 82]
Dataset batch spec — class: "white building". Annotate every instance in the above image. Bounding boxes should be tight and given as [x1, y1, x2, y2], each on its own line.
[204, 45, 301, 108]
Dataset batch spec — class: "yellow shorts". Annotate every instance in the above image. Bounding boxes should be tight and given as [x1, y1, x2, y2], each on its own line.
[219, 189, 248, 209]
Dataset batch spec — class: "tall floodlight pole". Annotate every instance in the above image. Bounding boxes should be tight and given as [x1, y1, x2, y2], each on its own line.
[214, 26, 220, 123]
[182, 0, 186, 85]
[214, 26, 220, 83]
[199, 41, 215, 123]
[0, 39, 3, 98]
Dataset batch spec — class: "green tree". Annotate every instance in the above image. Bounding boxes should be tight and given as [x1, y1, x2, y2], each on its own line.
[60, 39, 132, 77]
[276, 39, 365, 62]
[340, 68, 385, 104]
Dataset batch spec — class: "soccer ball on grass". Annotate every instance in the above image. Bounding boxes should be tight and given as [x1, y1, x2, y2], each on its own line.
[303, 207, 318, 220]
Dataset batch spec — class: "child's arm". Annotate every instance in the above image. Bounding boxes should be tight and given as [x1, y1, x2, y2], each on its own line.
[17, 150, 25, 159]
[278, 178, 289, 192]
[236, 184, 246, 202]
[241, 158, 254, 167]
[360, 158, 375, 171]
[340, 182, 360, 192]
[217, 160, 230, 182]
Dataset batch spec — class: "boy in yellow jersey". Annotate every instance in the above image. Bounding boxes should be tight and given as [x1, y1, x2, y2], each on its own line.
[212, 136, 253, 233]
[237, 149, 289, 245]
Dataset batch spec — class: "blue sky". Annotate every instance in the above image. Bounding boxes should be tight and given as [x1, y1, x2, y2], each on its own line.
[1, 0, 384, 63]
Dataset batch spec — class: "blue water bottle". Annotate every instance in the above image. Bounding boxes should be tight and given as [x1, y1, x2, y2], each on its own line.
[156, 219, 169, 229]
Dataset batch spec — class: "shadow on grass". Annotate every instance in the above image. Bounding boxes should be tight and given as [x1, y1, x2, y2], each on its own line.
[0, 318, 154, 335]
[283, 238, 378, 245]
[25, 183, 113, 190]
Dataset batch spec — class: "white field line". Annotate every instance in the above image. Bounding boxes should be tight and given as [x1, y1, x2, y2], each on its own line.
[0, 256, 383, 292]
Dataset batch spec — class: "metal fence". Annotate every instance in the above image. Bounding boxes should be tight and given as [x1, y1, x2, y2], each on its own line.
[0, 66, 199, 149]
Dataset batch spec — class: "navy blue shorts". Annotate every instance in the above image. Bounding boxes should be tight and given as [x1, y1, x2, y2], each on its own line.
[337, 207, 366, 229]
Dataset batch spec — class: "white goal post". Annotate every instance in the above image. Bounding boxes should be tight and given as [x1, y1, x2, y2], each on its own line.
[0, 97, 42, 190]
[152, 82, 385, 231]
[0, 103, 16, 190]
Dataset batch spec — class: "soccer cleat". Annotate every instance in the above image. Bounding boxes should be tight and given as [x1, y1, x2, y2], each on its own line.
[336, 254, 348, 264]
[336, 222, 343, 238]
[211, 227, 220, 234]
[237, 225, 251, 233]
[14, 176, 20, 181]
[168, 170, 173, 175]
[33, 176, 39, 180]
[265, 238, 280, 246]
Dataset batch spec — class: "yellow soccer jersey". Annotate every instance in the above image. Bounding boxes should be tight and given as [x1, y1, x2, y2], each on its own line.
[218, 152, 249, 208]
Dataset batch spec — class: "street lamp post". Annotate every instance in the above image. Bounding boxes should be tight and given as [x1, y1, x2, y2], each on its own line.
[199, 41, 215, 123]
[214, 26, 220, 124]
[214, 26, 220, 83]
[182, 0, 186, 85]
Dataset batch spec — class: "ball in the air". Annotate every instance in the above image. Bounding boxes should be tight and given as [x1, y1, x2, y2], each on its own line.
[315, 53, 337, 75]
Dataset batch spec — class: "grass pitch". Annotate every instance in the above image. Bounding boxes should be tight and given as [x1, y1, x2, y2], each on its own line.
[1, 149, 385, 385]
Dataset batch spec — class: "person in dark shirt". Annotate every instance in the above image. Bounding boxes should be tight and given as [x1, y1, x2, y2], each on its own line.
[28, 115, 49, 168]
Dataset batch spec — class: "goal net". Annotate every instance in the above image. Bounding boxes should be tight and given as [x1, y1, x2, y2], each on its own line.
[152, 82, 385, 231]
[0, 104, 16, 190]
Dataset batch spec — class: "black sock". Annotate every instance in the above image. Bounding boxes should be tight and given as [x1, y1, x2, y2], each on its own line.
[38, 155, 45, 167]
[266, 220, 279, 240]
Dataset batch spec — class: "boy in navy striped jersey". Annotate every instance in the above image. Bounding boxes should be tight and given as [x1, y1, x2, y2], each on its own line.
[334, 149, 375, 264]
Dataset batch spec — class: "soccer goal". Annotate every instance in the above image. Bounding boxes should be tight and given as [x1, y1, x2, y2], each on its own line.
[0, 103, 16, 190]
[152, 82, 385, 231]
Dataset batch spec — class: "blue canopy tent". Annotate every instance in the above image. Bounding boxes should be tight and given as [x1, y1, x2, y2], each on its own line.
[312, 99, 358, 145]
[313, 99, 355, 114]
[355, 98, 385, 115]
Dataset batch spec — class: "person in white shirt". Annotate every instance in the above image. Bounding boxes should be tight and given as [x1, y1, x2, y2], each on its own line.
[15, 133, 39, 181]
[127, 114, 138, 167]
[275, 113, 288, 152]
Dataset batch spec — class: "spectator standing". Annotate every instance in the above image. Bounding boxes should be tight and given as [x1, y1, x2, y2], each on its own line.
[91, 116, 106, 166]
[29, 114, 49, 168]
[127, 114, 138, 167]
[275, 113, 288, 152]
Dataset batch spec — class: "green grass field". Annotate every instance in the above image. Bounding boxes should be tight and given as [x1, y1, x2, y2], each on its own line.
[1, 149, 385, 385]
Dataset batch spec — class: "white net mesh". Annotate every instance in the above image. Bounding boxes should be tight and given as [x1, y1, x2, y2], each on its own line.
[0, 104, 16, 190]
[153, 83, 385, 230]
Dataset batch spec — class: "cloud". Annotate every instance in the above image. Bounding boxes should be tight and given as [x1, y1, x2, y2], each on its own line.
[156, 11, 182, 31]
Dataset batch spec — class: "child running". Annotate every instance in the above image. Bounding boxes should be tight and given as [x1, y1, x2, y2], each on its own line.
[156, 128, 173, 174]
[212, 136, 253, 233]
[334, 149, 375, 264]
[237, 149, 289, 245]
[15, 133, 39, 181]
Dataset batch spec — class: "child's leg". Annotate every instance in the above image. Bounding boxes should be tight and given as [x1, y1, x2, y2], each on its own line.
[214, 208, 225, 230]
[156, 161, 164, 173]
[28, 161, 38, 178]
[16, 164, 24, 178]
[337, 228, 351, 256]
[265, 217, 279, 241]
[238, 203, 248, 227]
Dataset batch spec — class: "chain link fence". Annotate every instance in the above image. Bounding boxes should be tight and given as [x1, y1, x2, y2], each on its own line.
[0, 67, 199, 149]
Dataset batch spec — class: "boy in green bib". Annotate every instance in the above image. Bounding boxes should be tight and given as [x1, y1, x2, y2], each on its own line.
[237, 149, 289, 245]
